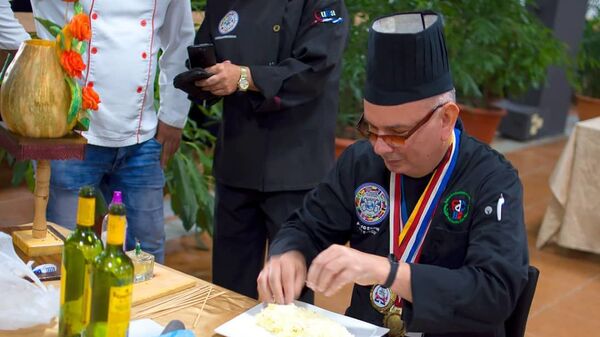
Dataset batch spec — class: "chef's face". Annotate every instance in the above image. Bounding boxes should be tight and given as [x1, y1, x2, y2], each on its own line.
[361, 93, 459, 177]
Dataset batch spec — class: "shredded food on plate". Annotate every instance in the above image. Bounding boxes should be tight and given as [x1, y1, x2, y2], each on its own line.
[255, 303, 354, 337]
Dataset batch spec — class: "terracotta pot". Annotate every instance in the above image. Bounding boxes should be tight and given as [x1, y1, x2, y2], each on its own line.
[0, 39, 75, 138]
[335, 137, 356, 159]
[458, 104, 507, 144]
[575, 94, 600, 121]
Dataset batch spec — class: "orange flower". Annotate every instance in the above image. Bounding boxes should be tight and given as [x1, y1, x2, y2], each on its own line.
[60, 50, 86, 78]
[68, 14, 91, 41]
[82, 85, 101, 111]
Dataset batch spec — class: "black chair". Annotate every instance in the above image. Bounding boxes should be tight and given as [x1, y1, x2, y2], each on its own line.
[504, 266, 540, 337]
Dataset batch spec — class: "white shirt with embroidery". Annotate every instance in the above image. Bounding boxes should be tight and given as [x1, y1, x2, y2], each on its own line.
[31, 0, 195, 147]
[0, 0, 30, 50]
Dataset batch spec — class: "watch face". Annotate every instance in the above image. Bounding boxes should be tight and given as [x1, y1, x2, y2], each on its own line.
[239, 79, 249, 90]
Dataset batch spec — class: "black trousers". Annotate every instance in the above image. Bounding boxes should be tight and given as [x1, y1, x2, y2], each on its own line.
[212, 183, 314, 302]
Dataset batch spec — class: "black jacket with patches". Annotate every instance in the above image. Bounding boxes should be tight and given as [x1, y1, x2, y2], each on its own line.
[194, 0, 349, 191]
[270, 130, 529, 337]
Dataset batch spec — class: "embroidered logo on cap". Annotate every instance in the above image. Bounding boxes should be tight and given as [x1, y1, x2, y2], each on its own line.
[218, 10, 239, 35]
[355, 183, 389, 226]
[443, 191, 471, 224]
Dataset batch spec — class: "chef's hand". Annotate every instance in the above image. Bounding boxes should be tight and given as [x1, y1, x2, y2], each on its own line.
[257, 250, 307, 305]
[155, 120, 183, 168]
[195, 60, 255, 96]
[306, 244, 388, 297]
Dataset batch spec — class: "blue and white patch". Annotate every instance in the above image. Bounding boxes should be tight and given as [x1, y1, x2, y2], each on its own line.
[218, 10, 239, 35]
[355, 183, 389, 226]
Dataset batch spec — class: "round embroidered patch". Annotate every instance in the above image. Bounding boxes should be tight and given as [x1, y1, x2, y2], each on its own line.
[218, 10, 239, 35]
[355, 183, 389, 226]
[443, 191, 471, 224]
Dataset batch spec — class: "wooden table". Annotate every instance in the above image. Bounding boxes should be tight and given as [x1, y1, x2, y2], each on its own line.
[0, 226, 257, 337]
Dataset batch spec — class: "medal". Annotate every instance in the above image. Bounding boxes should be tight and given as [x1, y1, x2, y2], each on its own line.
[383, 306, 406, 337]
[369, 284, 396, 313]
[375, 129, 461, 336]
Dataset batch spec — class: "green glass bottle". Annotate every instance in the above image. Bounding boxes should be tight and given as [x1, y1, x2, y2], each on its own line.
[59, 186, 103, 337]
[86, 195, 134, 337]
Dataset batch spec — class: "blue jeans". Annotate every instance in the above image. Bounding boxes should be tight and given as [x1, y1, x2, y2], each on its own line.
[47, 139, 166, 262]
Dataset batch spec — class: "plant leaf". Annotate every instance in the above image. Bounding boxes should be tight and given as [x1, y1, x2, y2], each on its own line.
[11, 160, 29, 186]
[74, 2, 84, 15]
[65, 77, 82, 124]
[170, 153, 199, 231]
[35, 17, 62, 38]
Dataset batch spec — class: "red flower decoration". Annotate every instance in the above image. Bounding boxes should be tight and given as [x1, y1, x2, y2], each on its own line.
[67, 14, 91, 41]
[60, 50, 86, 78]
[82, 85, 101, 110]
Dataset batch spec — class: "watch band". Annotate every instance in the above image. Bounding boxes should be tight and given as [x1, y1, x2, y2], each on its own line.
[382, 253, 399, 289]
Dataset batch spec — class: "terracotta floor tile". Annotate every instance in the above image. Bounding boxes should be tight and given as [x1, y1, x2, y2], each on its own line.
[526, 305, 600, 337]
[521, 172, 553, 208]
[524, 202, 549, 233]
[0, 196, 34, 227]
[529, 248, 600, 287]
[0, 185, 32, 201]
[554, 280, 600, 318]
[164, 233, 213, 281]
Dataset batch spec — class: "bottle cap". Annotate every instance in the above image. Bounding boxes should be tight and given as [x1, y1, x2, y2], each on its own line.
[112, 191, 123, 204]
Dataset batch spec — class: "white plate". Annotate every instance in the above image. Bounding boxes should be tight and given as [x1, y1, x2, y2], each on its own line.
[214, 300, 389, 337]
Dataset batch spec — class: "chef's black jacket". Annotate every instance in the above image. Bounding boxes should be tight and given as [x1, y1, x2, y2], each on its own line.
[194, 0, 349, 191]
[270, 129, 530, 337]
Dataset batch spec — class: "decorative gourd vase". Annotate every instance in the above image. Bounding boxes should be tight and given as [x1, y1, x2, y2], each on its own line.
[0, 39, 75, 138]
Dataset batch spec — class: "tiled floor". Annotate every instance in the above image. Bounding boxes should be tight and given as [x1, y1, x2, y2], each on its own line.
[1, 136, 599, 336]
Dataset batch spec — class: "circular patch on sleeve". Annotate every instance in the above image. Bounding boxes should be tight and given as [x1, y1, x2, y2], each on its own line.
[355, 183, 389, 226]
[218, 10, 239, 35]
[443, 191, 471, 224]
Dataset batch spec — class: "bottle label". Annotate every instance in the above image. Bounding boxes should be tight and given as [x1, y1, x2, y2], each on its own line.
[77, 197, 95, 227]
[107, 284, 132, 337]
[107, 215, 126, 245]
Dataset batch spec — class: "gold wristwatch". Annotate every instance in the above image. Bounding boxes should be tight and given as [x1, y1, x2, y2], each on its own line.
[238, 66, 249, 91]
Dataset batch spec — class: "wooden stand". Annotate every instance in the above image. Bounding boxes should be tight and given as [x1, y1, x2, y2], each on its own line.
[0, 123, 86, 256]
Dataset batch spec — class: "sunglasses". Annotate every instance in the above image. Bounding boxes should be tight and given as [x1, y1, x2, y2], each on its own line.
[356, 102, 449, 147]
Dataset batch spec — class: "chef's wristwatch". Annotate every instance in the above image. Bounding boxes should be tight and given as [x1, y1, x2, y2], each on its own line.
[238, 66, 249, 91]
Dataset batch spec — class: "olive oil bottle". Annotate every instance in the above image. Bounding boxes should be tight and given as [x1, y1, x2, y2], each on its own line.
[59, 186, 103, 337]
[86, 197, 134, 337]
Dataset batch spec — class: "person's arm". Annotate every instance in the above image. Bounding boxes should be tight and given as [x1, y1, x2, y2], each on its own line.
[249, 0, 349, 112]
[259, 142, 359, 303]
[403, 168, 529, 333]
[0, 0, 30, 51]
[155, 0, 195, 166]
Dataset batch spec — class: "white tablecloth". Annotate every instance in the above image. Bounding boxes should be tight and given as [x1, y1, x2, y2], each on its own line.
[537, 117, 600, 254]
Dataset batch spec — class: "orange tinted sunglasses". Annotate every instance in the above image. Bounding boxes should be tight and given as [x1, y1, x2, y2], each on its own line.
[356, 102, 448, 147]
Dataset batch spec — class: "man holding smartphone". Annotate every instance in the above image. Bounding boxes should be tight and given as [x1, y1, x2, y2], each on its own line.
[186, 0, 349, 300]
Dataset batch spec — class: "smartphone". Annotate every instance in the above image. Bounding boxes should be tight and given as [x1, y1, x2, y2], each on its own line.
[187, 43, 216, 69]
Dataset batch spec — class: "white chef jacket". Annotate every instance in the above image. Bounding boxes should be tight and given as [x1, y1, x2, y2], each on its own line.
[32, 0, 194, 147]
[0, 0, 30, 50]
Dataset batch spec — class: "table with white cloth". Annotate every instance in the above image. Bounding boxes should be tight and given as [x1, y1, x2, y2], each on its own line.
[537, 117, 600, 254]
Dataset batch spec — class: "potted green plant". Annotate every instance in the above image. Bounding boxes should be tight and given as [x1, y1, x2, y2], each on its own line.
[337, 0, 567, 146]
[574, 2, 600, 120]
[431, 0, 567, 143]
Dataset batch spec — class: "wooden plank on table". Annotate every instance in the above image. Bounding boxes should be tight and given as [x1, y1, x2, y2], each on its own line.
[132, 264, 198, 306]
